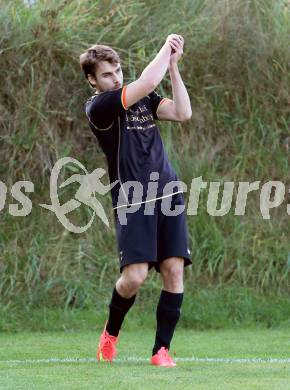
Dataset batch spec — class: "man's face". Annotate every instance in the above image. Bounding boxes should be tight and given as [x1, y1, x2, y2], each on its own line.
[90, 61, 123, 92]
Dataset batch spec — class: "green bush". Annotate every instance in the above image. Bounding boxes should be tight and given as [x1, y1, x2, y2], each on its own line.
[0, 0, 289, 324]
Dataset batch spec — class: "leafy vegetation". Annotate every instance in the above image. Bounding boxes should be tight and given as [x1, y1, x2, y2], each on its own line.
[0, 0, 289, 326]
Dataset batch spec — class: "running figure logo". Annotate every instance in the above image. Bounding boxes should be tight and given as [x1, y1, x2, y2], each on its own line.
[39, 157, 118, 233]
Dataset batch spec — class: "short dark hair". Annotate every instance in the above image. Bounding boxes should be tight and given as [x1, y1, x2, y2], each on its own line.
[79, 44, 120, 88]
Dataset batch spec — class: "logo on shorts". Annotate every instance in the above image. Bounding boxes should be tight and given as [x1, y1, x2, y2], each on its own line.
[119, 251, 123, 263]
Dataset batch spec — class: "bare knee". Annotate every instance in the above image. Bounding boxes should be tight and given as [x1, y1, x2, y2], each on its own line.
[160, 257, 184, 293]
[116, 263, 149, 298]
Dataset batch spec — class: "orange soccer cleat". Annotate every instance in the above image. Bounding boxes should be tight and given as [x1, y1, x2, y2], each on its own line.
[97, 321, 119, 362]
[150, 346, 177, 367]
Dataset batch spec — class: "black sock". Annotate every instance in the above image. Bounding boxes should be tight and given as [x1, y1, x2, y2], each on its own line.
[152, 290, 184, 356]
[105, 286, 136, 337]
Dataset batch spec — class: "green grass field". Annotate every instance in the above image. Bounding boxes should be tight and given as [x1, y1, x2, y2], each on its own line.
[1, 327, 290, 390]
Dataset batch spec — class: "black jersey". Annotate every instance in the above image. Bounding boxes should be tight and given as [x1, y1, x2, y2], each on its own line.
[85, 86, 184, 209]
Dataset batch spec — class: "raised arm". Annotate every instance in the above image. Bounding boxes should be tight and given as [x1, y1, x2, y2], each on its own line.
[124, 34, 183, 109]
[156, 36, 192, 122]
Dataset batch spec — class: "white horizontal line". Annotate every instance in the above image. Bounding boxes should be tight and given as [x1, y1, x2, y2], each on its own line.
[1, 356, 290, 365]
[113, 190, 184, 209]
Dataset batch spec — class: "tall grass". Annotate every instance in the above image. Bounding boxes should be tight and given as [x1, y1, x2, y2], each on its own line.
[0, 0, 289, 319]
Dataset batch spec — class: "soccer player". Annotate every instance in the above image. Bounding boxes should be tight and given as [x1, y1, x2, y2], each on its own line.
[79, 34, 192, 367]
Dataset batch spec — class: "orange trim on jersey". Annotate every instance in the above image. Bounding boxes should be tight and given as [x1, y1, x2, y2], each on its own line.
[121, 85, 128, 110]
[156, 97, 168, 118]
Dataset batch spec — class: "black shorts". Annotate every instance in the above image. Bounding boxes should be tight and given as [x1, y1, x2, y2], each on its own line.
[113, 192, 192, 273]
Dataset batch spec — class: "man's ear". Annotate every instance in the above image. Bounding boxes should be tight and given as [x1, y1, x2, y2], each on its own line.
[87, 73, 97, 87]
